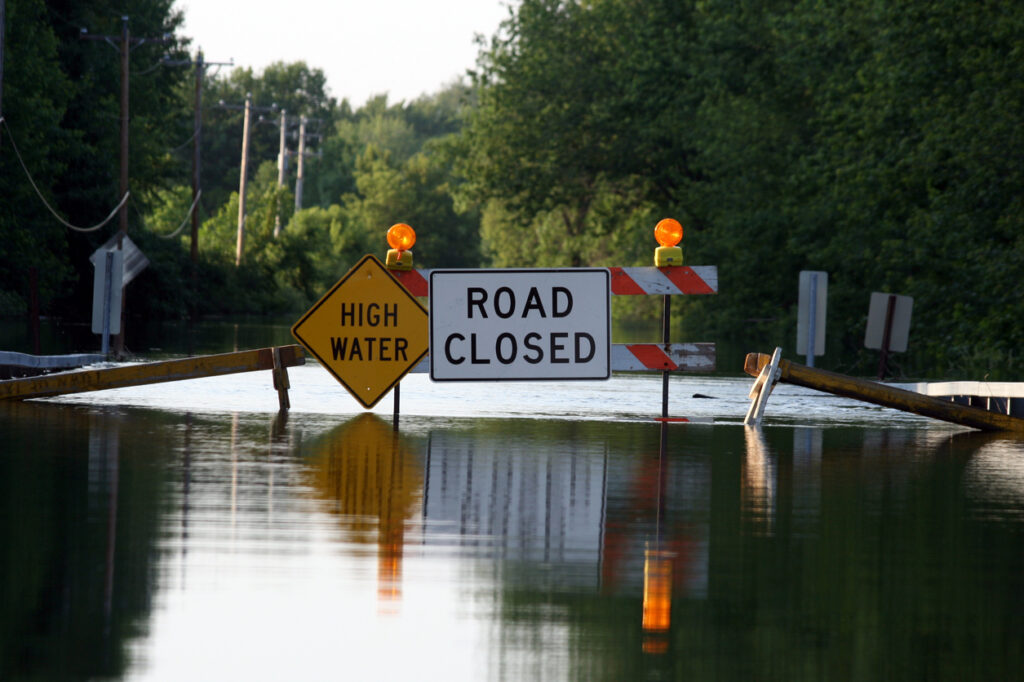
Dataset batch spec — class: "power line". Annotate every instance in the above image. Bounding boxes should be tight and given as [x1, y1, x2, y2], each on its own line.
[129, 190, 202, 240]
[1, 116, 128, 233]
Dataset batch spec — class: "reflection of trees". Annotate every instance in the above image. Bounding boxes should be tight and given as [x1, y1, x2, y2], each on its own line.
[0, 402, 168, 680]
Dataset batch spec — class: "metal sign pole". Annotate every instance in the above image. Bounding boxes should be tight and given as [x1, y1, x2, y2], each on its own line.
[393, 383, 400, 431]
[101, 251, 113, 357]
[877, 294, 897, 380]
[661, 294, 670, 419]
[806, 273, 817, 368]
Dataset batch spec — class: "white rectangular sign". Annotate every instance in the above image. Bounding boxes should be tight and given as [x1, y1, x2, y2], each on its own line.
[864, 292, 913, 352]
[91, 249, 124, 335]
[796, 270, 828, 357]
[429, 269, 611, 381]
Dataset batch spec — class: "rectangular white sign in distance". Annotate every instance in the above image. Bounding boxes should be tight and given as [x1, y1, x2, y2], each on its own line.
[429, 269, 611, 381]
[864, 292, 913, 352]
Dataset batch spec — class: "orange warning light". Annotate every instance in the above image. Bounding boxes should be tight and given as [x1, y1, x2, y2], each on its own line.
[387, 223, 416, 252]
[654, 218, 683, 248]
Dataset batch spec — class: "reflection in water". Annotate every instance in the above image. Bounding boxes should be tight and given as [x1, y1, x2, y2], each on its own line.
[423, 424, 607, 574]
[305, 414, 422, 613]
[641, 547, 673, 654]
[963, 437, 1024, 518]
[742, 426, 776, 535]
[3, 402, 1024, 680]
[0, 402, 165, 680]
[641, 424, 674, 655]
[791, 427, 823, 537]
[88, 412, 120, 634]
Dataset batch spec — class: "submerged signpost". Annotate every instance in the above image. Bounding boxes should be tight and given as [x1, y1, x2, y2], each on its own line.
[286, 221, 719, 424]
[1, 221, 717, 422]
[290, 254, 429, 409]
[0, 220, 714, 421]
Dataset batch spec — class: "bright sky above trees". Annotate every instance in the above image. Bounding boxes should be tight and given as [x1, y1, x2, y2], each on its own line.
[179, 0, 514, 106]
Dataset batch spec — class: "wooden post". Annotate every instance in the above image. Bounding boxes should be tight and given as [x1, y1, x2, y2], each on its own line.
[744, 351, 1024, 433]
[189, 51, 203, 323]
[274, 109, 287, 237]
[235, 93, 252, 266]
[271, 346, 290, 412]
[113, 17, 130, 356]
[744, 347, 782, 426]
[0, 345, 304, 401]
[876, 294, 897, 380]
[294, 116, 306, 212]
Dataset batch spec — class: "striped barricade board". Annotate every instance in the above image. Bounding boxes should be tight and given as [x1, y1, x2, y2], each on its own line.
[391, 265, 718, 375]
[392, 266, 718, 298]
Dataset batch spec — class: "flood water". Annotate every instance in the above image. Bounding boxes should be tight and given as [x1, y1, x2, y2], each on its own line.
[1, 362, 1023, 680]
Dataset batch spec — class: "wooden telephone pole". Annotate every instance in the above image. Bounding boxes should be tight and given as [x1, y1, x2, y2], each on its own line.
[236, 93, 252, 266]
[80, 17, 171, 354]
[217, 95, 276, 265]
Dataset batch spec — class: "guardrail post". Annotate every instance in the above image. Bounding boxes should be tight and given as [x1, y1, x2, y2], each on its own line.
[272, 346, 290, 412]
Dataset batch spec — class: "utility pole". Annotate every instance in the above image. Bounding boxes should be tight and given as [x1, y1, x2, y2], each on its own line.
[192, 50, 202, 264]
[236, 93, 252, 266]
[216, 95, 276, 264]
[294, 116, 307, 212]
[292, 117, 322, 212]
[81, 16, 171, 355]
[1, 0, 6, 124]
[163, 49, 231, 264]
[118, 17, 129, 244]
[275, 109, 288, 238]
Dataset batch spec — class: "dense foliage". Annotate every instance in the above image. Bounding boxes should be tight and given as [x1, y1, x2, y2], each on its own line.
[453, 0, 1024, 377]
[1, 0, 1022, 377]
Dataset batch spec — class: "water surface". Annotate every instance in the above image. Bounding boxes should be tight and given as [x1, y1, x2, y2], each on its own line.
[1, 369, 1022, 680]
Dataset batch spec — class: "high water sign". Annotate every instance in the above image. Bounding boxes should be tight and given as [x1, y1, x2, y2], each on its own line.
[291, 255, 428, 408]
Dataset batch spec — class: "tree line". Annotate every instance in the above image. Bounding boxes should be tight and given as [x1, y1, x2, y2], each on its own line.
[2, 0, 1022, 378]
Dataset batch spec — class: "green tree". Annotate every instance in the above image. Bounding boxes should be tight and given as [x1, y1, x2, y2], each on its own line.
[0, 0, 74, 315]
[453, 0, 705, 268]
[340, 145, 479, 268]
[198, 61, 336, 214]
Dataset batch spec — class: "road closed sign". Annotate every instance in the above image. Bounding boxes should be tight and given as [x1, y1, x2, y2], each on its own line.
[429, 269, 610, 381]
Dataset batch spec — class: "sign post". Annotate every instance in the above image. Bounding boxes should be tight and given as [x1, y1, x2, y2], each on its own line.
[797, 271, 828, 367]
[865, 292, 913, 380]
[91, 249, 124, 356]
[429, 269, 611, 382]
[291, 255, 429, 408]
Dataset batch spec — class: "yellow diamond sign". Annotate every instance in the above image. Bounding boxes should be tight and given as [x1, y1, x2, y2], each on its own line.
[291, 254, 428, 408]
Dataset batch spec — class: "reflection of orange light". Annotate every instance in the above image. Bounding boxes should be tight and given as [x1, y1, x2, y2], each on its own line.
[387, 223, 416, 252]
[642, 549, 673, 633]
[378, 542, 403, 614]
[643, 636, 669, 655]
[653, 218, 683, 248]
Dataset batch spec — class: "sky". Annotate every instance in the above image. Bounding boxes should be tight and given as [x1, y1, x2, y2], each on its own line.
[179, 0, 514, 107]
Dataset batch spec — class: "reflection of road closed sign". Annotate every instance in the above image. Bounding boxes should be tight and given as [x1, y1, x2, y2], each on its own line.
[429, 269, 610, 381]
